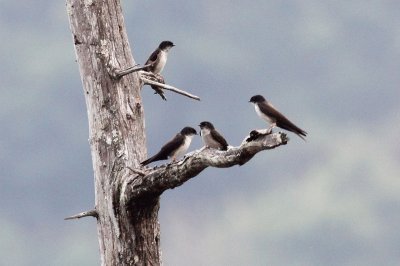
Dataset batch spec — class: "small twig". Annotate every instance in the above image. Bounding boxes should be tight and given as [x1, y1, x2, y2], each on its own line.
[127, 166, 146, 176]
[141, 76, 201, 101]
[65, 209, 98, 220]
[112, 64, 153, 79]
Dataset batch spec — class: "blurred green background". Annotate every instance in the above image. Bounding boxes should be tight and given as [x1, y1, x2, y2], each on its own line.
[1, 1, 400, 265]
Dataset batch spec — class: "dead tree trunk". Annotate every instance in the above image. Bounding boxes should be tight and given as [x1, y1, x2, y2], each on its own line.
[66, 0, 157, 264]
[65, 0, 287, 265]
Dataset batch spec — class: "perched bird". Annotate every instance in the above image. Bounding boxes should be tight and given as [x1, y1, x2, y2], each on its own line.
[249, 95, 307, 140]
[141, 127, 197, 166]
[199, 121, 229, 150]
[144, 41, 175, 101]
[245, 129, 266, 143]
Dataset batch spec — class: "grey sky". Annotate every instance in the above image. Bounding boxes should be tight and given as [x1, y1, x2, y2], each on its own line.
[1, 1, 399, 265]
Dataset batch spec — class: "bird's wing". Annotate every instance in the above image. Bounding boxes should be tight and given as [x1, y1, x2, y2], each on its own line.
[141, 133, 185, 165]
[144, 49, 160, 69]
[158, 133, 185, 158]
[257, 102, 280, 120]
[210, 130, 229, 150]
[259, 102, 307, 139]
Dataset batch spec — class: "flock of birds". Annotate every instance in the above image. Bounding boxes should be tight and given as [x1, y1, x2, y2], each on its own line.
[140, 41, 307, 166]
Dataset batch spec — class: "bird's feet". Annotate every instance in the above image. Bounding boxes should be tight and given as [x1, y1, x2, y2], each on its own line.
[154, 74, 165, 84]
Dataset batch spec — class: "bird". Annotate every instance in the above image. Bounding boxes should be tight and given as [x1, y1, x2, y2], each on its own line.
[199, 121, 229, 150]
[144, 41, 175, 101]
[141, 127, 197, 166]
[249, 95, 307, 140]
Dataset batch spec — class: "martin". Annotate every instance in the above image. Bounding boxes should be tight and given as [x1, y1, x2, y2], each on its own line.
[144, 40, 175, 101]
[141, 127, 197, 166]
[199, 121, 229, 150]
[249, 95, 307, 140]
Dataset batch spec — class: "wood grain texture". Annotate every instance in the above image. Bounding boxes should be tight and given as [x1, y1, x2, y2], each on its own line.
[66, 0, 158, 265]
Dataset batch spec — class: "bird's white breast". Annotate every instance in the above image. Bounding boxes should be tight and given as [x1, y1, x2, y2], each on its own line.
[201, 128, 222, 148]
[255, 103, 273, 124]
[172, 135, 193, 159]
[200, 128, 211, 144]
[153, 50, 168, 74]
[200, 128, 210, 137]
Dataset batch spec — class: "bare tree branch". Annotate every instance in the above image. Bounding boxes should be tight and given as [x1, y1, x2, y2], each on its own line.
[121, 132, 287, 203]
[65, 209, 98, 220]
[107, 64, 200, 101]
[110, 64, 153, 79]
[140, 72, 201, 101]
[107, 63, 200, 101]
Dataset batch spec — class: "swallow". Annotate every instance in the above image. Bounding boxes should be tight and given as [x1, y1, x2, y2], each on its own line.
[199, 121, 228, 150]
[249, 95, 307, 140]
[144, 41, 175, 100]
[141, 126, 197, 166]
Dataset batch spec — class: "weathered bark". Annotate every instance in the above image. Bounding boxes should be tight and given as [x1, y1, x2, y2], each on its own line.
[121, 132, 287, 201]
[66, 0, 287, 265]
[66, 0, 160, 265]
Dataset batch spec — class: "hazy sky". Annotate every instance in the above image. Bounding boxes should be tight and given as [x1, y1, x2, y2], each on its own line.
[1, 1, 400, 265]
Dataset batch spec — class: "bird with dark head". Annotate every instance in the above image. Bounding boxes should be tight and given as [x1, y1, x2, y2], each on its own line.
[141, 126, 197, 166]
[144, 40, 175, 100]
[145, 41, 175, 74]
[199, 121, 229, 150]
[249, 94, 307, 140]
[158, 41, 175, 51]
